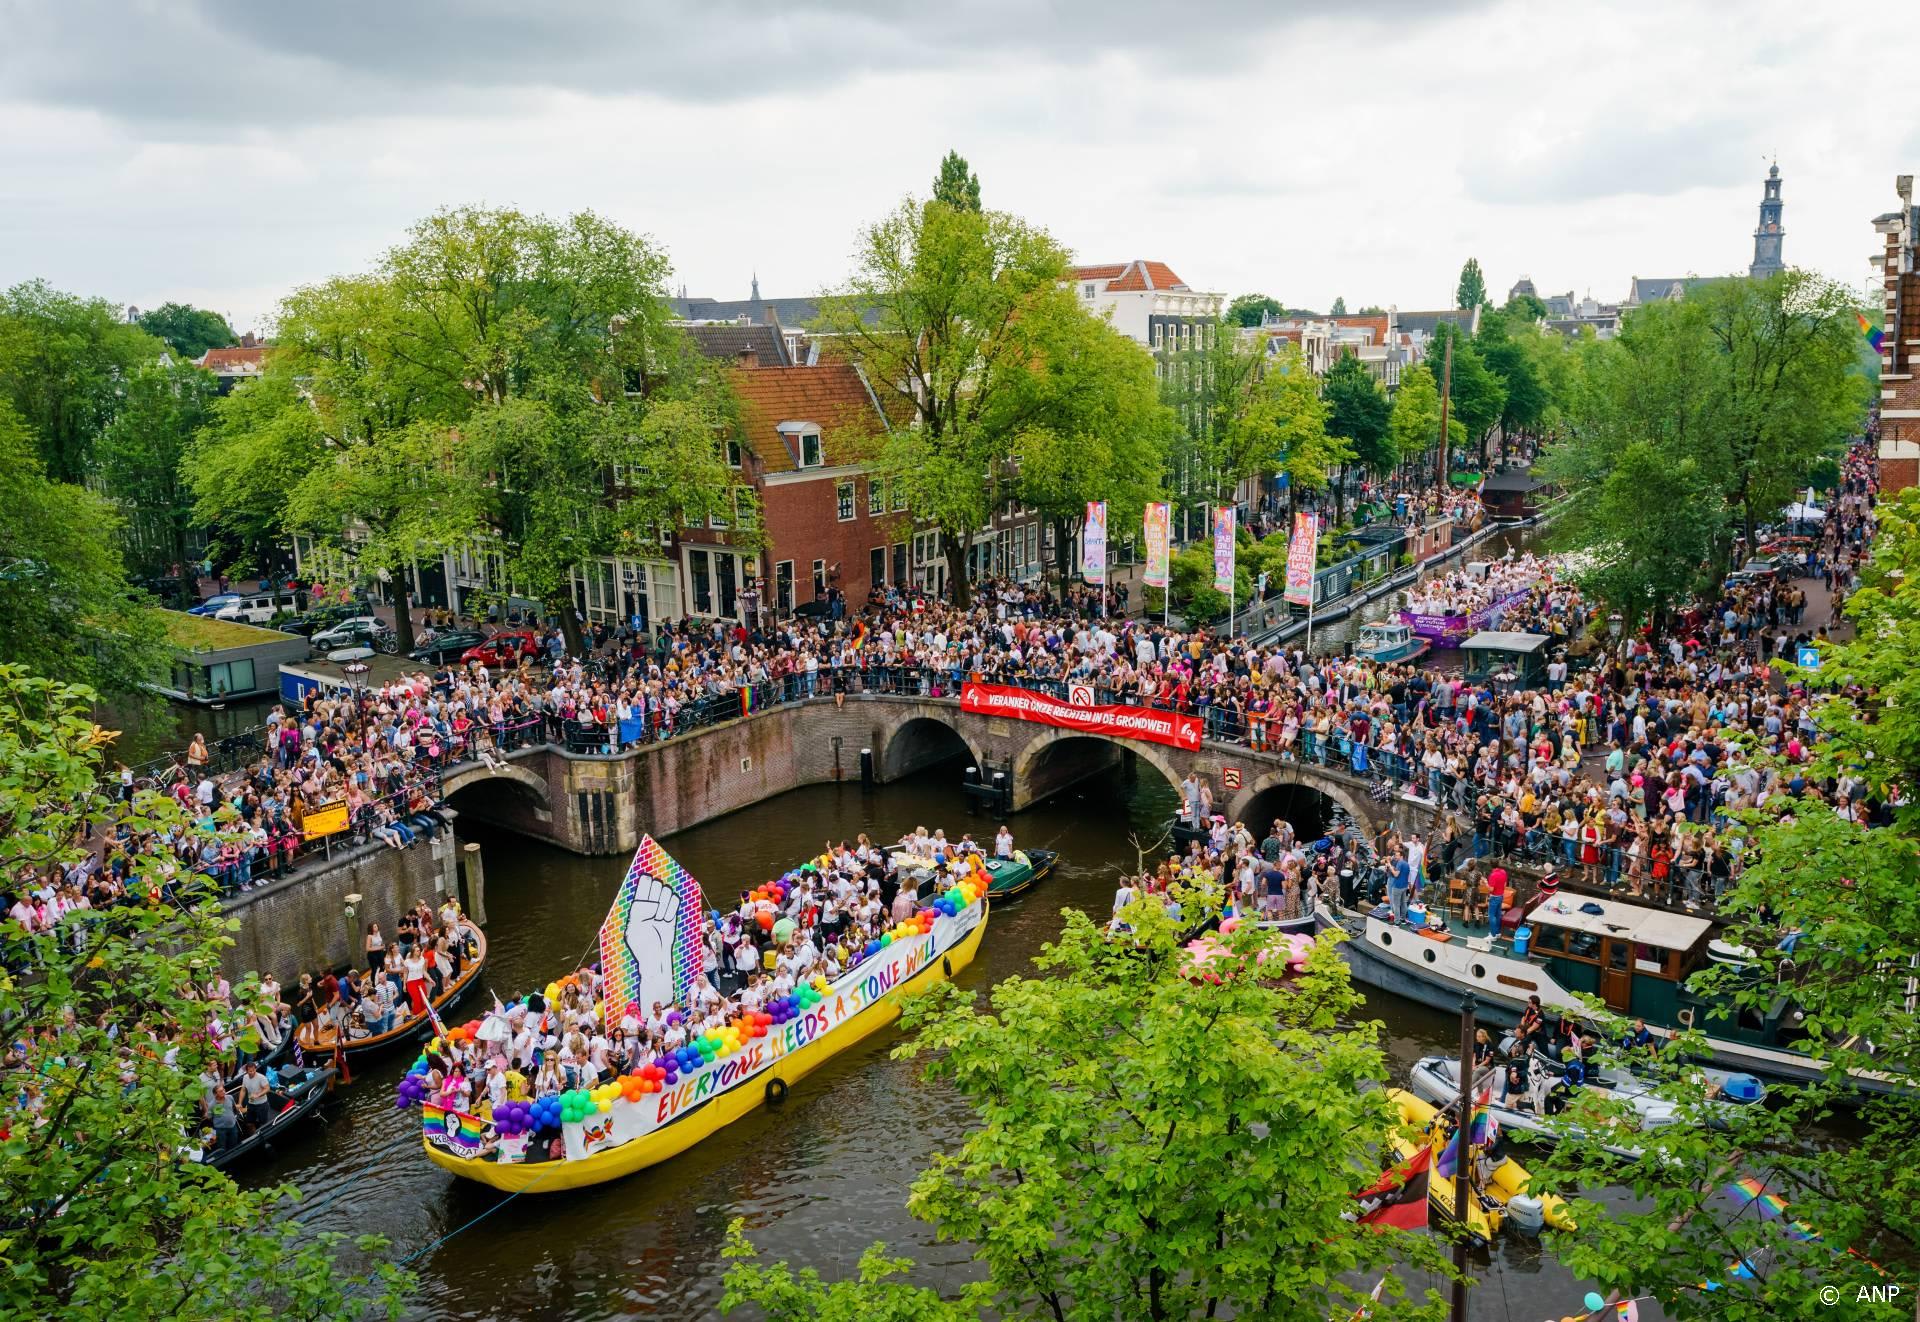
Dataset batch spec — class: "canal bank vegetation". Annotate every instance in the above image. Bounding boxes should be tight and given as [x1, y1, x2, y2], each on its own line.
[1529, 488, 1920, 1317]
[0, 666, 410, 1321]
[723, 892, 1455, 1321]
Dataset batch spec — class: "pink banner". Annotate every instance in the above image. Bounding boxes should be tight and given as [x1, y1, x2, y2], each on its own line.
[960, 683, 1202, 750]
[1213, 506, 1236, 593]
[1284, 512, 1318, 606]
[1143, 502, 1170, 588]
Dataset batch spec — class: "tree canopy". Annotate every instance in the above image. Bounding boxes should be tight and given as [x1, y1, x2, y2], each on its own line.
[0, 280, 164, 483]
[1324, 352, 1394, 476]
[135, 302, 237, 360]
[0, 665, 410, 1319]
[1225, 293, 1283, 327]
[96, 358, 221, 597]
[1387, 363, 1462, 464]
[1454, 258, 1488, 311]
[725, 894, 1449, 1321]
[1425, 324, 1505, 453]
[1330, 295, 1348, 316]
[932, 150, 982, 211]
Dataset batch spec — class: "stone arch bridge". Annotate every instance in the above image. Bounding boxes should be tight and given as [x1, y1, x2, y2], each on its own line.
[437, 694, 1440, 856]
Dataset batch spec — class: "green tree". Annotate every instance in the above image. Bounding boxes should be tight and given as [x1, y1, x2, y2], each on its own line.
[187, 371, 327, 578]
[1425, 324, 1504, 460]
[0, 280, 164, 482]
[1537, 492, 1920, 1316]
[96, 359, 220, 597]
[816, 195, 1077, 606]
[135, 302, 237, 360]
[1356, 305, 1386, 316]
[1330, 295, 1348, 316]
[1262, 347, 1351, 517]
[932, 150, 982, 211]
[0, 665, 411, 1319]
[1011, 312, 1172, 586]
[1225, 293, 1283, 327]
[1569, 440, 1725, 631]
[1503, 291, 1547, 322]
[1545, 270, 1867, 567]
[1474, 311, 1548, 440]
[0, 406, 167, 700]
[1324, 352, 1394, 480]
[1454, 258, 1488, 311]
[1387, 364, 1464, 465]
[725, 898, 1449, 1321]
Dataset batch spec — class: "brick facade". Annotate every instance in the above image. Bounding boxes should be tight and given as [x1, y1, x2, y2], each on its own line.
[1873, 177, 1919, 492]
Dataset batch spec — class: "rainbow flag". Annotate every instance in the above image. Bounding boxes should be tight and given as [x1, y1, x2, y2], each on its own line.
[1727, 1176, 1790, 1218]
[443, 1108, 485, 1150]
[738, 684, 755, 718]
[1858, 310, 1886, 353]
[1468, 1101, 1496, 1147]
[599, 836, 708, 1018]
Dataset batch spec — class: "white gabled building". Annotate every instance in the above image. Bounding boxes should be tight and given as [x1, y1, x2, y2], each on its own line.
[1067, 260, 1223, 349]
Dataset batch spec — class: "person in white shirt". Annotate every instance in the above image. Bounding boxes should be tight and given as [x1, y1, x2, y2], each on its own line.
[993, 826, 1014, 858]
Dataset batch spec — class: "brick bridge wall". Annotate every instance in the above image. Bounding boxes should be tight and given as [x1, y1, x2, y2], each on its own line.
[438, 695, 1438, 855]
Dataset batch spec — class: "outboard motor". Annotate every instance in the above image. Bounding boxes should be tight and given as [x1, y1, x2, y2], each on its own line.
[1505, 1194, 1547, 1234]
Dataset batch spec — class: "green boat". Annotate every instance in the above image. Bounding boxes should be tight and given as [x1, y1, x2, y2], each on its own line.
[980, 849, 1058, 899]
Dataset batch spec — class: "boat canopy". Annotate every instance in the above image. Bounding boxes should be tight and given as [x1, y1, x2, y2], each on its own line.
[1527, 895, 1711, 952]
[1358, 622, 1412, 645]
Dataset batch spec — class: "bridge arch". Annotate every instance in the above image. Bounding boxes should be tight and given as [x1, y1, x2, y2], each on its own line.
[1227, 765, 1382, 843]
[1012, 729, 1184, 812]
[880, 715, 981, 781]
[441, 761, 554, 830]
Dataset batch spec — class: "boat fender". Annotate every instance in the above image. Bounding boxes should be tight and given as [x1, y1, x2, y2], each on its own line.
[1505, 1193, 1546, 1234]
[942, 956, 953, 978]
[765, 1077, 789, 1107]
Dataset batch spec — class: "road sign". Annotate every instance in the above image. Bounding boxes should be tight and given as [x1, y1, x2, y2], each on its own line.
[1221, 766, 1243, 791]
[1796, 645, 1820, 670]
[1068, 683, 1096, 707]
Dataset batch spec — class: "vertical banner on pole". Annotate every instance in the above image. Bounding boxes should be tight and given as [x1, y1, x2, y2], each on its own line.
[1283, 512, 1318, 606]
[1082, 501, 1107, 586]
[1141, 503, 1171, 589]
[1212, 506, 1236, 592]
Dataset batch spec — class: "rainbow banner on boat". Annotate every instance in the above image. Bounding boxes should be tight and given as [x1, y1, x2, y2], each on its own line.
[422, 1103, 487, 1153]
[599, 835, 708, 1018]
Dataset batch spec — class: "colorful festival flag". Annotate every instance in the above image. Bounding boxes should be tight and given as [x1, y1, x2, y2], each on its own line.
[1083, 501, 1108, 586]
[1283, 511, 1318, 606]
[1212, 505, 1236, 593]
[1352, 1144, 1431, 1232]
[738, 684, 755, 719]
[1857, 310, 1886, 353]
[599, 836, 708, 1019]
[1142, 502, 1171, 588]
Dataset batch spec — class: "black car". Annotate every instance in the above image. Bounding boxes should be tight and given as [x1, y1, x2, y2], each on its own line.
[409, 629, 490, 663]
[281, 604, 364, 637]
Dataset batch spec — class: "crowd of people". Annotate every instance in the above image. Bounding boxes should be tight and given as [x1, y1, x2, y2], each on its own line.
[1402, 551, 1552, 619]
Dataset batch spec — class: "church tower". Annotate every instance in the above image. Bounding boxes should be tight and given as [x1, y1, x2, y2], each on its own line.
[1750, 163, 1785, 279]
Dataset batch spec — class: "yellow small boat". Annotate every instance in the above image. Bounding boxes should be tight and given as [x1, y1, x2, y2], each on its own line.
[424, 891, 990, 1193]
[1389, 1088, 1577, 1234]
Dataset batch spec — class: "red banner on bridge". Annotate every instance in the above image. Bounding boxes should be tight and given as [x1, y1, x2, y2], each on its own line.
[959, 682, 1202, 751]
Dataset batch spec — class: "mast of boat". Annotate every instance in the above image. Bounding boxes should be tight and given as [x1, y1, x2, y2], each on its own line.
[1450, 993, 1476, 1322]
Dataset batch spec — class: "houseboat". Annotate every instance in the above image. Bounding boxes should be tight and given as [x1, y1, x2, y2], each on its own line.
[1321, 892, 1901, 1095]
[1459, 630, 1555, 689]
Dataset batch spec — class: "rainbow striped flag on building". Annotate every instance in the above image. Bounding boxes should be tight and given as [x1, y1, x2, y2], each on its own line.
[739, 684, 755, 718]
[1858, 310, 1886, 353]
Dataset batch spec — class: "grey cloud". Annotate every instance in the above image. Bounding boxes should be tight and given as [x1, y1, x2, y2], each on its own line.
[4, 0, 1492, 131]
[1461, 117, 1764, 205]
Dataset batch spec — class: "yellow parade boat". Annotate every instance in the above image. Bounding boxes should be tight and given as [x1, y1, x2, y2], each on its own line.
[418, 834, 993, 1193]
[1389, 1087, 1577, 1235]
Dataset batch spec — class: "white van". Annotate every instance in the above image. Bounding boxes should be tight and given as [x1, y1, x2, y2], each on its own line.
[214, 592, 300, 626]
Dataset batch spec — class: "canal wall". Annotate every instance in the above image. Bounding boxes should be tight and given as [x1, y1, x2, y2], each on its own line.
[218, 828, 458, 983]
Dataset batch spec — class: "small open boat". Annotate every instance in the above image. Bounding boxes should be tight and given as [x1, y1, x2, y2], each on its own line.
[1389, 1087, 1576, 1235]
[295, 921, 488, 1065]
[199, 1065, 336, 1171]
[1353, 622, 1431, 665]
[981, 849, 1057, 899]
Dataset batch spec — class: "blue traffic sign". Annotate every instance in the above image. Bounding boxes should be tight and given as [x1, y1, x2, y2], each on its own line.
[1796, 645, 1820, 670]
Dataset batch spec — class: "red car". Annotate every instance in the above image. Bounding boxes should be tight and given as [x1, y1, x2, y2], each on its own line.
[460, 630, 541, 667]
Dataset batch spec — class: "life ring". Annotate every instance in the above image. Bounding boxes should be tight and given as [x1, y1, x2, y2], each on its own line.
[765, 1077, 789, 1106]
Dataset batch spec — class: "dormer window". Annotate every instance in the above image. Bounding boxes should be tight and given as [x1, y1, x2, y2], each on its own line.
[799, 431, 823, 468]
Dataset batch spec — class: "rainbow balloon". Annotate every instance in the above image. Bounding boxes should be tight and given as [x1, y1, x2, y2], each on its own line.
[598, 835, 708, 1019]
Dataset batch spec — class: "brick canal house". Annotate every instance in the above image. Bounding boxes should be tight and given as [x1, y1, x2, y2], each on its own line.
[1874, 175, 1919, 493]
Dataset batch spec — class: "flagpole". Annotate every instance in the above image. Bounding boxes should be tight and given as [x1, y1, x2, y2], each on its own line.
[1451, 992, 1477, 1322]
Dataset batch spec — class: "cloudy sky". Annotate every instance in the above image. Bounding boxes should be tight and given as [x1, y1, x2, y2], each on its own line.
[4, 0, 1915, 332]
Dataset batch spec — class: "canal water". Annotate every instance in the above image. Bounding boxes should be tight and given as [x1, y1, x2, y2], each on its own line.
[242, 753, 1630, 1321]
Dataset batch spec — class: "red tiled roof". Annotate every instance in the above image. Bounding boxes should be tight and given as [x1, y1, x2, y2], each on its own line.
[1069, 263, 1129, 283]
[1105, 260, 1187, 293]
[1330, 315, 1390, 344]
[729, 363, 882, 474]
[197, 346, 267, 372]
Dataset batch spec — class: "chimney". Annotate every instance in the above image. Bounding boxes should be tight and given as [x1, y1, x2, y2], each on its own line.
[736, 345, 758, 369]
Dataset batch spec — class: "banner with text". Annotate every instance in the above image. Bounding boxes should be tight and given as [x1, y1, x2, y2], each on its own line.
[1213, 505, 1236, 593]
[1283, 511, 1319, 606]
[960, 682, 1202, 750]
[1143, 502, 1171, 588]
[1082, 501, 1107, 586]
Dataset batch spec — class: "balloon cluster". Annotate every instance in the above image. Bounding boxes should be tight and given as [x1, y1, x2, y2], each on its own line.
[767, 981, 824, 1024]
[556, 1089, 597, 1125]
[394, 1068, 431, 1110]
[528, 1094, 569, 1130]
[937, 870, 987, 917]
[619, 1066, 669, 1100]
[492, 1100, 536, 1135]
[862, 906, 941, 961]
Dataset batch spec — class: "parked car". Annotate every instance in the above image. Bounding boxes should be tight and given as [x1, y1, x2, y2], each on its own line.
[409, 629, 491, 664]
[281, 603, 365, 637]
[311, 616, 397, 654]
[188, 593, 244, 617]
[214, 591, 304, 626]
[460, 630, 541, 667]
